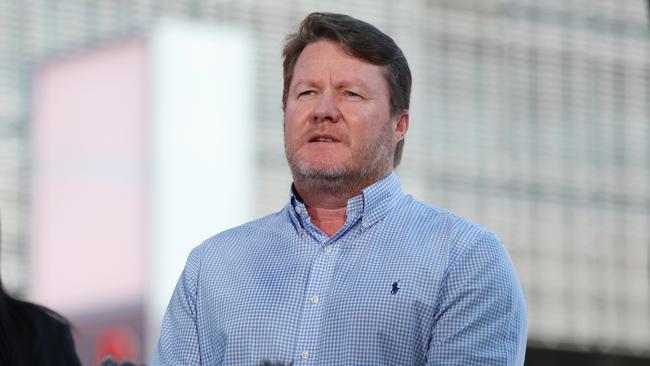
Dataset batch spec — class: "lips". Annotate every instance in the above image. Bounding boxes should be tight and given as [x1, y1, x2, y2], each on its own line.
[308, 134, 341, 143]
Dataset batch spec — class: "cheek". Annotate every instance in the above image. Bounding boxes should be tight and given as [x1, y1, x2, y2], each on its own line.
[284, 105, 307, 130]
[342, 108, 389, 142]
[283, 116, 304, 148]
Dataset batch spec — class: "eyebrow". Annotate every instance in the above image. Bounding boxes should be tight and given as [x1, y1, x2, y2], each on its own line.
[336, 78, 373, 91]
[292, 78, 374, 92]
[291, 79, 318, 89]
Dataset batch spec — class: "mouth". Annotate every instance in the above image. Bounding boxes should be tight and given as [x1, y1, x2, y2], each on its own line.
[308, 134, 341, 143]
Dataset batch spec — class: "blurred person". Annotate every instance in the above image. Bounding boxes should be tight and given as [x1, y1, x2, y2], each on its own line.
[0, 220, 81, 365]
[99, 355, 144, 366]
[152, 12, 527, 365]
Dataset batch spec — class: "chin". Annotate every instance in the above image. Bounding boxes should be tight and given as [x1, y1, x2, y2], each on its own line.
[293, 160, 350, 180]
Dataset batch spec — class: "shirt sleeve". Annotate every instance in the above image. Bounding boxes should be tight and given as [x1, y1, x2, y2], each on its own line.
[150, 245, 203, 366]
[426, 231, 528, 365]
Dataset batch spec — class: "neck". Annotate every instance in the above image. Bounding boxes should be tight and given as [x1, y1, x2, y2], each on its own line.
[293, 171, 390, 237]
[292, 180, 351, 237]
[306, 206, 347, 237]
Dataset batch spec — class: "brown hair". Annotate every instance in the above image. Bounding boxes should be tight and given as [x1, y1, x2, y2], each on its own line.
[282, 12, 412, 167]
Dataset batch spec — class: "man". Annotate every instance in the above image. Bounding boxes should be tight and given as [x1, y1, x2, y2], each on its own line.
[151, 12, 527, 365]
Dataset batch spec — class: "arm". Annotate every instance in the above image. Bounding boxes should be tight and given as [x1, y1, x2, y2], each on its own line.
[150, 246, 203, 365]
[427, 232, 527, 365]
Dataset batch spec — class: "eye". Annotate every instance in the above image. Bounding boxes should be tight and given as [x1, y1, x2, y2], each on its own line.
[298, 90, 316, 97]
[343, 90, 361, 98]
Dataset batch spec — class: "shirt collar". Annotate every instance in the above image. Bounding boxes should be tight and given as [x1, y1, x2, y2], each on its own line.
[288, 172, 404, 233]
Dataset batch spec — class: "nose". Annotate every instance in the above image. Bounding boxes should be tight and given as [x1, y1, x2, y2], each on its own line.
[311, 93, 341, 124]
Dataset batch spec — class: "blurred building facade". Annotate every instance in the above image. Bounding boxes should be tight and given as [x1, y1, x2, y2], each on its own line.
[0, 0, 648, 363]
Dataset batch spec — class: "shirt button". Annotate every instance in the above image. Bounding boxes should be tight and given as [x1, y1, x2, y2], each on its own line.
[295, 206, 302, 214]
[362, 221, 369, 229]
[301, 350, 310, 360]
[323, 245, 332, 254]
[310, 295, 319, 304]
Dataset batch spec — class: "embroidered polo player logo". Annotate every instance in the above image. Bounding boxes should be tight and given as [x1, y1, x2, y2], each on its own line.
[391, 280, 400, 295]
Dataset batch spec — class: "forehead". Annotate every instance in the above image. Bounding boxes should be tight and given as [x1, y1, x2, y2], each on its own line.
[292, 40, 386, 84]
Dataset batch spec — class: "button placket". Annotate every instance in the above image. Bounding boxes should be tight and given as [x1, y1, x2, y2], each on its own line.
[294, 228, 339, 364]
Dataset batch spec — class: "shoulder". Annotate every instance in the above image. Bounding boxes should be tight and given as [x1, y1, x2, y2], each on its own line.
[400, 198, 522, 298]
[389, 195, 517, 288]
[396, 195, 500, 260]
[3, 299, 81, 365]
[10, 299, 65, 334]
[205, 205, 290, 245]
[187, 205, 294, 262]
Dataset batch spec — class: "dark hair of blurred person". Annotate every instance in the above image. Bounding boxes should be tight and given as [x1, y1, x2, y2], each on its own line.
[0, 218, 81, 365]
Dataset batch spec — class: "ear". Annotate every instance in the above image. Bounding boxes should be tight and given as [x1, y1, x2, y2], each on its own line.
[393, 111, 409, 144]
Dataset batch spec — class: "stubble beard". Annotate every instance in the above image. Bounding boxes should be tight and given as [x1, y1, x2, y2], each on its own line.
[285, 127, 394, 197]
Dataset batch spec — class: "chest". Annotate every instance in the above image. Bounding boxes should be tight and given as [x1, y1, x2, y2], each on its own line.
[195, 228, 445, 364]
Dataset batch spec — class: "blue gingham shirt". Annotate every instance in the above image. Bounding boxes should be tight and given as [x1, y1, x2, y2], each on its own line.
[151, 173, 527, 365]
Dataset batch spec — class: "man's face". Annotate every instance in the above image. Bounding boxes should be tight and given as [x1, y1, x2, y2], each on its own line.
[284, 40, 407, 188]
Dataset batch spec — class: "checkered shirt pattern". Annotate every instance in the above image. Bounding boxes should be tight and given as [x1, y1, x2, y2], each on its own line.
[151, 172, 527, 365]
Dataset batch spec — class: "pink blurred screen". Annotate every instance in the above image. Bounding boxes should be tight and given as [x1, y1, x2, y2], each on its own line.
[30, 39, 148, 314]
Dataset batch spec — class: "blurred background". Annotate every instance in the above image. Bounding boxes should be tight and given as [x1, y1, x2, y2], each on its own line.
[0, 0, 648, 365]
